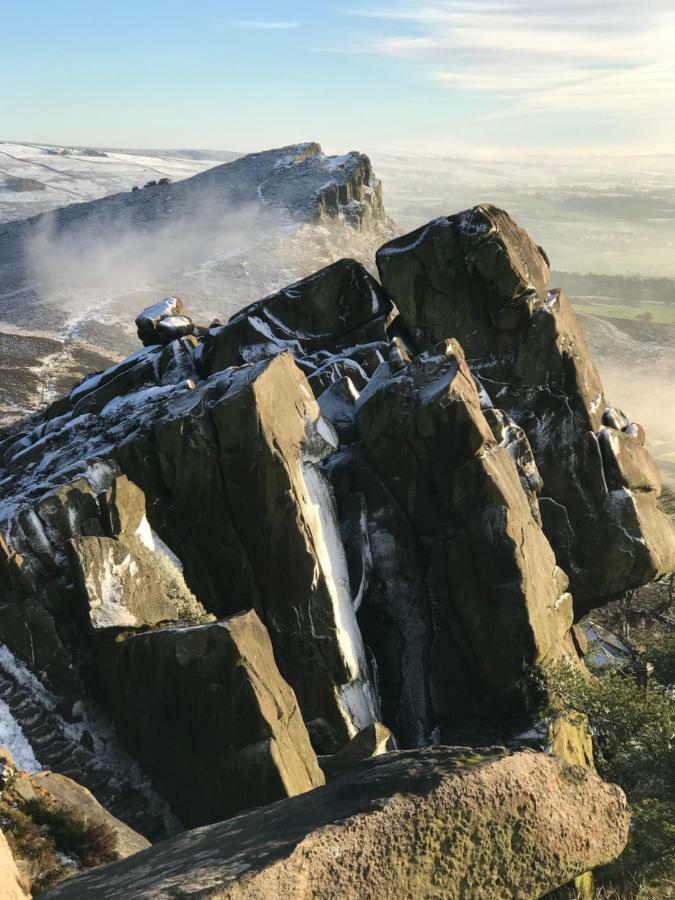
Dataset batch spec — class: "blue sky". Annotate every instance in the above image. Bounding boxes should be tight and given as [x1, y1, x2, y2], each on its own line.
[2, 1, 674, 155]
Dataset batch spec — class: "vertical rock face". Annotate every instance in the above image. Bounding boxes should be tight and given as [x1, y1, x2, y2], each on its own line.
[377, 204, 675, 614]
[346, 339, 574, 742]
[97, 610, 325, 827]
[121, 353, 379, 750]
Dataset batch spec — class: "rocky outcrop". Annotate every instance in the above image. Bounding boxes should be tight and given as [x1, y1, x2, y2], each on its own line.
[41, 748, 630, 900]
[96, 610, 325, 827]
[346, 338, 576, 742]
[377, 204, 675, 614]
[0, 203, 669, 887]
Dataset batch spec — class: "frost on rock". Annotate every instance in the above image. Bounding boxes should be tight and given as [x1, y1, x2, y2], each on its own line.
[0, 696, 41, 772]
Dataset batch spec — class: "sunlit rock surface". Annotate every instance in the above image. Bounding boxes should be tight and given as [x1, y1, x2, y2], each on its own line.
[41, 749, 629, 900]
[377, 205, 675, 615]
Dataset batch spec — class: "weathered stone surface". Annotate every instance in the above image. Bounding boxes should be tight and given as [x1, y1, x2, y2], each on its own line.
[202, 258, 391, 374]
[97, 610, 325, 827]
[41, 748, 630, 900]
[377, 206, 675, 613]
[120, 352, 379, 749]
[377, 205, 549, 356]
[68, 535, 204, 629]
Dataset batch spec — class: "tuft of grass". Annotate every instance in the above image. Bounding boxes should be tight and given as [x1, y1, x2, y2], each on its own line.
[0, 790, 118, 894]
[24, 797, 118, 869]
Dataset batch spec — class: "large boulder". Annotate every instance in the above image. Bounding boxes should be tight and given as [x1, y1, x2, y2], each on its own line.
[377, 205, 675, 613]
[40, 748, 630, 900]
[119, 352, 379, 750]
[96, 610, 325, 827]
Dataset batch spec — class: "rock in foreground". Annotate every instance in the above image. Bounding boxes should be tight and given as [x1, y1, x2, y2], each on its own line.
[41, 748, 629, 900]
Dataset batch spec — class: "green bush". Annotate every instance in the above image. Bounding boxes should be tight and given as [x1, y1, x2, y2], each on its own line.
[544, 660, 675, 898]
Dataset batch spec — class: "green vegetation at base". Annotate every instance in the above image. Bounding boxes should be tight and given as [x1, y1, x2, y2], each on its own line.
[544, 650, 675, 899]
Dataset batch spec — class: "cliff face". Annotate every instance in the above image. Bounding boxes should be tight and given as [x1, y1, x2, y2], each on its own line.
[0, 203, 669, 894]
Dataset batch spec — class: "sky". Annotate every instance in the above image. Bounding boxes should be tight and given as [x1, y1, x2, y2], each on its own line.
[2, 0, 675, 155]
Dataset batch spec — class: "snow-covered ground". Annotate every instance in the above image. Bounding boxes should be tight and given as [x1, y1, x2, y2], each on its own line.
[0, 142, 228, 224]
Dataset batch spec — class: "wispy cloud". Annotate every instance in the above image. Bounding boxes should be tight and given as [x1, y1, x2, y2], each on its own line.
[340, 1, 675, 132]
[229, 19, 301, 30]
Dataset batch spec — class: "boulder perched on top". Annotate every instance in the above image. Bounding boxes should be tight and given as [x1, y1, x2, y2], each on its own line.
[135, 297, 194, 347]
[40, 748, 629, 900]
[377, 205, 675, 614]
[96, 610, 325, 827]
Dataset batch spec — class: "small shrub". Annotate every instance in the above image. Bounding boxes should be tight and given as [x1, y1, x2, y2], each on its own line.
[0, 799, 74, 894]
[0, 791, 118, 894]
[25, 797, 118, 868]
[544, 661, 675, 898]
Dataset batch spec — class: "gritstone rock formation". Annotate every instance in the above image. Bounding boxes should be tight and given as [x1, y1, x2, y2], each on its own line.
[376, 205, 675, 615]
[40, 748, 630, 900]
[0, 202, 669, 894]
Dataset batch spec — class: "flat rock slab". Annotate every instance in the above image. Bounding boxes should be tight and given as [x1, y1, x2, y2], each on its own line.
[42, 748, 629, 900]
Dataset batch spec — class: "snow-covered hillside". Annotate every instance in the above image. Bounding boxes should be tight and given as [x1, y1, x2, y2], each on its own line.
[0, 142, 231, 224]
[0, 143, 395, 424]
